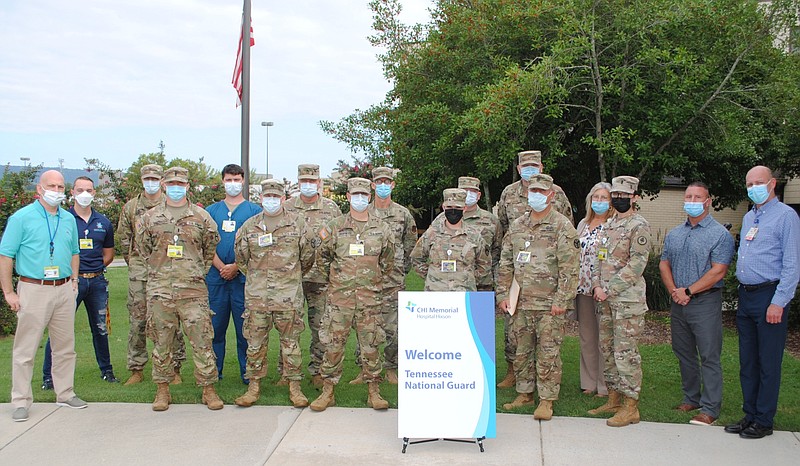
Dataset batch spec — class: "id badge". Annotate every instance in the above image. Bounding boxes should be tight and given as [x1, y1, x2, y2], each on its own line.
[79, 238, 93, 249]
[349, 244, 365, 256]
[516, 251, 531, 263]
[598, 248, 608, 261]
[167, 245, 184, 258]
[258, 233, 273, 247]
[744, 227, 758, 241]
[44, 265, 59, 278]
[222, 220, 236, 233]
[441, 260, 457, 272]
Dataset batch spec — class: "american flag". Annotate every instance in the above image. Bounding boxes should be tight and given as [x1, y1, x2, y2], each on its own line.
[232, 17, 254, 107]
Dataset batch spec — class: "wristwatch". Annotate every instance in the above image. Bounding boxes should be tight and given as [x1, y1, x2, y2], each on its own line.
[685, 287, 693, 298]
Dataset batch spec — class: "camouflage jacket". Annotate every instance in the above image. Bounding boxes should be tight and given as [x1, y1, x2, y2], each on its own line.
[433, 206, 501, 286]
[135, 202, 219, 299]
[117, 192, 165, 281]
[410, 219, 491, 292]
[318, 212, 395, 307]
[368, 200, 417, 288]
[284, 194, 342, 283]
[497, 180, 574, 235]
[591, 213, 651, 303]
[235, 209, 315, 312]
[496, 209, 580, 311]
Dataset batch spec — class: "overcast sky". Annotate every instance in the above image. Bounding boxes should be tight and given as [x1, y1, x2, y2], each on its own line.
[0, 0, 431, 182]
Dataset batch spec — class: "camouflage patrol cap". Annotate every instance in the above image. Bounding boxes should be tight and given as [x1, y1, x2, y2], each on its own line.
[442, 188, 467, 208]
[458, 176, 480, 191]
[527, 174, 554, 191]
[140, 164, 163, 180]
[517, 150, 542, 166]
[260, 179, 285, 197]
[348, 177, 372, 194]
[163, 166, 189, 183]
[297, 164, 320, 181]
[611, 175, 639, 194]
[372, 166, 394, 181]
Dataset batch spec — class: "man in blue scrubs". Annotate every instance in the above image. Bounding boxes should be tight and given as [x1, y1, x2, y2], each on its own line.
[206, 164, 262, 383]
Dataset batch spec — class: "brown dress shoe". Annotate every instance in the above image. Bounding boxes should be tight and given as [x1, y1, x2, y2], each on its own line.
[674, 403, 700, 412]
[689, 413, 716, 426]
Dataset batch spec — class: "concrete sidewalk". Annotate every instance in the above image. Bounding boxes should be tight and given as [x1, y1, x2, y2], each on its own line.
[1, 403, 798, 465]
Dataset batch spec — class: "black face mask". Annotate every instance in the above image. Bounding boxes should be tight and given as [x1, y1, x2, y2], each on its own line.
[611, 197, 632, 213]
[444, 208, 464, 225]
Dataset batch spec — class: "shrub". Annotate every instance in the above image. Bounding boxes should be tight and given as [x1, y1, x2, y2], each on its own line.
[645, 231, 671, 311]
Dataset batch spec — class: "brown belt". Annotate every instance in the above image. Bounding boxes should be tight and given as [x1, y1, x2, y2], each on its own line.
[18, 276, 71, 286]
[79, 272, 104, 279]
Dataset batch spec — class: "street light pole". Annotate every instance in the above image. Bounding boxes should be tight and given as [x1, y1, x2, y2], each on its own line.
[261, 121, 274, 178]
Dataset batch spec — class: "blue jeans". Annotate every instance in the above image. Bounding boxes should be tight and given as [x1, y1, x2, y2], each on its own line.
[43, 274, 112, 379]
[208, 280, 247, 381]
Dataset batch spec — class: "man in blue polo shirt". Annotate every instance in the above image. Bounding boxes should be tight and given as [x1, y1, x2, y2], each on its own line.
[0, 169, 88, 422]
[41, 176, 117, 389]
[206, 164, 262, 383]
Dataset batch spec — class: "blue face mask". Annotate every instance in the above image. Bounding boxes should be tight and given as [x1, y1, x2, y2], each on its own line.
[143, 180, 161, 195]
[262, 196, 281, 214]
[591, 201, 609, 215]
[747, 183, 770, 205]
[520, 166, 540, 181]
[683, 202, 705, 218]
[300, 182, 318, 197]
[166, 185, 187, 202]
[350, 194, 369, 212]
[527, 192, 548, 212]
[375, 184, 392, 199]
[465, 191, 479, 206]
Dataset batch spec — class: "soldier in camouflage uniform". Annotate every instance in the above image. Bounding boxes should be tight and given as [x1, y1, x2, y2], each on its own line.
[588, 176, 651, 427]
[495, 150, 574, 389]
[283, 164, 342, 387]
[411, 188, 491, 292]
[309, 178, 395, 412]
[350, 167, 416, 385]
[136, 167, 224, 411]
[496, 174, 579, 421]
[233, 179, 315, 408]
[117, 164, 185, 386]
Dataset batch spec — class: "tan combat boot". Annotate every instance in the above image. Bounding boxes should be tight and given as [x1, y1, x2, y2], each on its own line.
[202, 385, 224, 410]
[502, 392, 535, 410]
[534, 400, 554, 421]
[235, 378, 261, 407]
[288, 380, 309, 408]
[125, 370, 143, 386]
[367, 382, 389, 410]
[497, 363, 515, 389]
[385, 369, 398, 385]
[348, 369, 366, 385]
[275, 376, 289, 386]
[170, 367, 182, 385]
[311, 374, 323, 388]
[588, 390, 622, 415]
[310, 379, 336, 412]
[152, 383, 171, 411]
[607, 396, 640, 427]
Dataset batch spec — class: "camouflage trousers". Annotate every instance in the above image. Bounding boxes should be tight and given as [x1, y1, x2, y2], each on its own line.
[598, 300, 646, 400]
[354, 285, 400, 369]
[302, 281, 328, 376]
[127, 279, 185, 371]
[243, 307, 305, 381]
[320, 301, 386, 384]
[503, 314, 516, 364]
[149, 295, 217, 386]
[511, 308, 565, 400]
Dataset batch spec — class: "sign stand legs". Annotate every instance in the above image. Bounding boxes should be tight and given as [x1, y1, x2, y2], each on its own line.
[401, 437, 486, 453]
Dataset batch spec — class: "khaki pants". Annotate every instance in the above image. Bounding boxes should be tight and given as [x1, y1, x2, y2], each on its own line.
[12, 281, 77, 408]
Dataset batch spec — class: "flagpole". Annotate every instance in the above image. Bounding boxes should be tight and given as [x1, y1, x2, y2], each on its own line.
[240, 0, 252, 196]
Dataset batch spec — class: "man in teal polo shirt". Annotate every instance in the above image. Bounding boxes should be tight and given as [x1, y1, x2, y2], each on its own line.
[0, 169, 88, 422]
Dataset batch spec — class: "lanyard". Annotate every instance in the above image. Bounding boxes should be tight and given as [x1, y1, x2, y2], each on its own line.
[41, 203, 61, 262]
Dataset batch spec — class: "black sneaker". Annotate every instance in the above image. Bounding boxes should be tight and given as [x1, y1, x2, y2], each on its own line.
[101, 371, 120, 383]
[41, 378, 54, 390]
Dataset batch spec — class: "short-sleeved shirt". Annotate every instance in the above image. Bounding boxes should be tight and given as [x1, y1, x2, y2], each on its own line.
[205, 200, 262, 285]
[0, 201, 80, 279]
[661, 214, 734, 289]
[71, 207, 115, 273]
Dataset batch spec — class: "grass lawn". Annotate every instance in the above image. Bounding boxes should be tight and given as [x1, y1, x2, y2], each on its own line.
[1, 267, 798, 431]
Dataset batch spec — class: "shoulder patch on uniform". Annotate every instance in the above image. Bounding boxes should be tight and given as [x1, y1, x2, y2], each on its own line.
[637, 236, 648, 245]
[318, 227, 330, 240]
[311, 237, 322, 248]
[573, 238, 580, 249]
